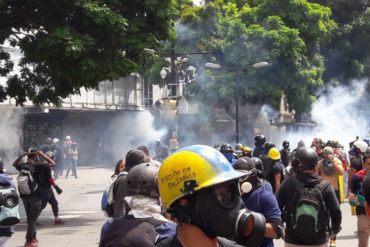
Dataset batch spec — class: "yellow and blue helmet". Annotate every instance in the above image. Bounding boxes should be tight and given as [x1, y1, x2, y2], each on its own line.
[158, 144, 247, 210]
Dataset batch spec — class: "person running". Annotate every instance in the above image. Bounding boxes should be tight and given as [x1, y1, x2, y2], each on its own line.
[277, 147, 342, 247]
[12, 149, 56, 247]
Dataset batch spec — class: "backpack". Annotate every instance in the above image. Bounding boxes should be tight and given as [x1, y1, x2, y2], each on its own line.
[17, 164, 38, 195]
[100, 217, 166, 247]
[283, 177, 330, 242]
[101, 172, 127, 217]
[0, 185, 20, 226]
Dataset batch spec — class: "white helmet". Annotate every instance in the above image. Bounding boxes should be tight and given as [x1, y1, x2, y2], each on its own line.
[354, 140, 368, 153]
[66, 136, 71, 140]
[53, 138, 59, 144]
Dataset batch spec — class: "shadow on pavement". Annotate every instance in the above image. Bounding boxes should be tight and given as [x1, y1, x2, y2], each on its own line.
[336, 234, 358, 240]
[14, 215, 103, 233]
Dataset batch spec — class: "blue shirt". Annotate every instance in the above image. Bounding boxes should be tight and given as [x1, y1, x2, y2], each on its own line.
[242, 186, 281, 247]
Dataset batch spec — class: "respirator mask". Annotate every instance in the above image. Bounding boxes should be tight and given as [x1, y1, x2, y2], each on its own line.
[172, 180, 266, 247]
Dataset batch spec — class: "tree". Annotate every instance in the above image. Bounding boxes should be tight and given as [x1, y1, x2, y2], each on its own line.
[176, 0, 334, 115]
[0, 0, 174, 105]
[309, 0, 370, 83]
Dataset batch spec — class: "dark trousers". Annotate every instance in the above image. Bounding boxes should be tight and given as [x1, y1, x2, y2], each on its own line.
[40, 187, 59, 217]
[22, 196, 41, 243]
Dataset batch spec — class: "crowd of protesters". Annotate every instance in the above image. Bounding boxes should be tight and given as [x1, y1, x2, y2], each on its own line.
[3, 134, 370, 247]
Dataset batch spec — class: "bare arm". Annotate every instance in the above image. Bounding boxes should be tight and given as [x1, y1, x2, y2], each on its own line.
[274, 173, 281, 194]
[265, 223, 278, 238]
[328, 155, 344, 175]
[12, 152, 27, 167]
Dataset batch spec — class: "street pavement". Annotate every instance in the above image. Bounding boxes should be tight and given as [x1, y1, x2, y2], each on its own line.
[8, 166, 360, 247]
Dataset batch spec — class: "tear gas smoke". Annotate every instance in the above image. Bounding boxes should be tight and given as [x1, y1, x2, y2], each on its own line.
[108, 110, 167, 162]
[0, 106, 24, 171]
[258, 79, 369, 150]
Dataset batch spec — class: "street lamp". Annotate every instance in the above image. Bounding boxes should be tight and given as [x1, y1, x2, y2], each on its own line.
[205, 61, 269, 143]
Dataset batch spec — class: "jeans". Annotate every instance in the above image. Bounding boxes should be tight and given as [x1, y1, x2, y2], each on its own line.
[22, 196, 41, 243]
[40, 187, 59, 217]
[66, 159, 77, 177]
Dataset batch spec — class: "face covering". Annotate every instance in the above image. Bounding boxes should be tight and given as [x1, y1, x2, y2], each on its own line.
[223, 153, 234, 163]
[191, 181, 246, 238]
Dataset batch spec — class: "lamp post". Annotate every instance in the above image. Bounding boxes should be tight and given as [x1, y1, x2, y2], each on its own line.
[205, 61, 269, 143]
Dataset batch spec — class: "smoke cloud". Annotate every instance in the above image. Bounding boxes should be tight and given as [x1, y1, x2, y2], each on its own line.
[0, 106, 24, 171]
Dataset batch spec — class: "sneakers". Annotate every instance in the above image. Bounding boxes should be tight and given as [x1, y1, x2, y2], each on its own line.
[329, 238, 336, 247]
[24, 241, 37, 247]
[54, 219, 64, 225]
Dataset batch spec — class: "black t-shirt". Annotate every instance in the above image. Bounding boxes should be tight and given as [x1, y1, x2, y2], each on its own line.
[15, 162, 50, 196]
[267, 161, 285, 193]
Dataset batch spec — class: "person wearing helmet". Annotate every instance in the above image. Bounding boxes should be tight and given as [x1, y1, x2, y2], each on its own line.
[266, 148, 285, 194]
[280, 141, 290, 168]
[349, 149, 370, 247]
[315, 146, 344, 203]
[220, 143, 237, 166]
[99, 162, 177, 247]
[242, 146, 252, 158]
[348, 140, 369, 198]
[51, 138, 64, 179]
[157, 145, 266, 247]
[112, 149, 147, 218]
[40, 137, 53, 153]
[250, 157, 273, 192]
[253, 134, 266, 158]
[277, 147, 342, 247]
[235, 143, 244, 159]
[234, 158, 283, 247]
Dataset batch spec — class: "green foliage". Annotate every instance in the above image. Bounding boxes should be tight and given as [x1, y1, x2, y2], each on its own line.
[0, 0, 174, 105]
[175, 0, 333, 115]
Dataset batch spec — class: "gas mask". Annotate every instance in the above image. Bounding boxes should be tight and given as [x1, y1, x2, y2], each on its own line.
[171, 180, 266, 246]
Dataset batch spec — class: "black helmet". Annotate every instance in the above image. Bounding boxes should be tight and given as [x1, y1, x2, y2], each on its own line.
[255, 134, 266, 147]
[295, 147, 318, 170]
[126, 163, 159, 198]
[251, 157, 263, 172]
[234, 157, 255, 171]
[220, 143, 233, 153]
[264, 142, 275, 151]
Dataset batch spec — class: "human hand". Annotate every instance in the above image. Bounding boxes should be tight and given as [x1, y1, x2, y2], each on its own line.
[348, 192, 355, 202]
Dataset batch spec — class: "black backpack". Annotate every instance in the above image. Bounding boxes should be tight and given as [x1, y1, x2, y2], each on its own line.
[283, 177, 330, 242]
[100, 217, 165, 247]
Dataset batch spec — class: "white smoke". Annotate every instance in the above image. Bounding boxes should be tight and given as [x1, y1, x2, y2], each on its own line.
[258, 79, 369, 149]
[310, 79, 369, 145]
[109, 110, 167, 160]
[0, 106, 24, 171]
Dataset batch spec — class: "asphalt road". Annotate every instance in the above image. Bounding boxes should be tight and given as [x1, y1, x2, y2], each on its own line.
[7, 167, 360, 247]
